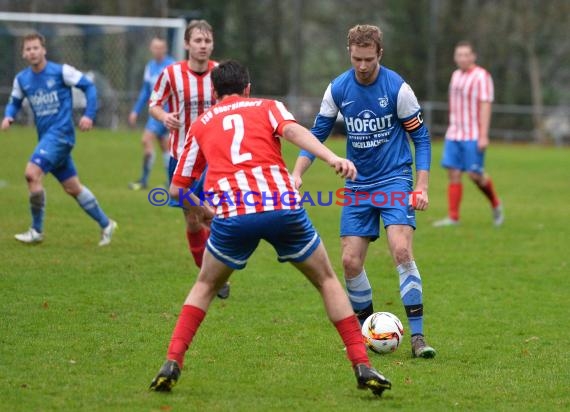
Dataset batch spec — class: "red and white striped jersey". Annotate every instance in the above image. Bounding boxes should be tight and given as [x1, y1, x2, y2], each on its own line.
[445, 65, 494, 141]
[172, 95, 302, 218]
[149, 60, 217, 159]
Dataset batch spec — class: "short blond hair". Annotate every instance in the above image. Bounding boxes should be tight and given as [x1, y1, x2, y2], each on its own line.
[347, 24, 383, 54]
[22, 32, 46, 50]
[184, 19, 213, 42]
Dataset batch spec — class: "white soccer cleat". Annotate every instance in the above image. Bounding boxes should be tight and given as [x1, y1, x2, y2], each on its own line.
[14, 228, 44, 244]
[99, 219, 118, 246]
[432, 217, 459, 227]
[493, 203, 504, 227]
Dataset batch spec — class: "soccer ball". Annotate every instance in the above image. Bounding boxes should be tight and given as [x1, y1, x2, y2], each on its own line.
[361, 312, 404, 354]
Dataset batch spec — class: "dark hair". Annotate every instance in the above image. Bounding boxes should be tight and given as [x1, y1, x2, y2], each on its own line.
[22, 32, 46, 50]
[211, 60, 250, 97]
[184, 19, 213, 42]
[455, 40, 475, 52]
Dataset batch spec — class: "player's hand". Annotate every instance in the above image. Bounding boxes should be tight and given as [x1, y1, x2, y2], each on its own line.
[292, 174, 303, 190]
[1, 117, 14, 131]
[163, 112, 182, 130]
[128, 112, 138, 127]
[478, 135, 489, 151]
[329, 156, 357, 181]
[78, 116, 93, 132]
[410, 188, 429, 211]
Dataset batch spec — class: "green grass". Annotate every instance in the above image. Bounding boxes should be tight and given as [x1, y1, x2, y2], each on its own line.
[1, 126, 569, 411]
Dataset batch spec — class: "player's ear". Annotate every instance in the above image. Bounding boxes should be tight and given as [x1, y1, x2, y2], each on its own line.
[213, 90, 219, 100]
[378, 48, 383, 61]
[243, 84, 251, 97]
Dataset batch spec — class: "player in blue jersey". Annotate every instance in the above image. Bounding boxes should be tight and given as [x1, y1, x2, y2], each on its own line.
[128, 37, 175, 190]
[292, 24, 436, 358]
[1, 32, 117, 246]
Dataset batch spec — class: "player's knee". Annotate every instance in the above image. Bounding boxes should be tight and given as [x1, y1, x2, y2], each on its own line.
[392, 245, 412, 265]
[341, 252, 363, 276]
[468, 172, 484, 185]
[24, 170, 41, 185]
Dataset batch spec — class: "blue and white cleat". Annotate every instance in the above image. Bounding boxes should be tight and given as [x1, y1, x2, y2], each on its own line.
[99, 220, 117, 246]
[14, 228, 44, 244]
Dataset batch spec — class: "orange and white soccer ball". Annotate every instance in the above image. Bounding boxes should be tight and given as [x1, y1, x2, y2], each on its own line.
[361, 312, 404, 354]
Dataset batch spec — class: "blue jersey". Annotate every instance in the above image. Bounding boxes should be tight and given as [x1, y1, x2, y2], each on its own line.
[301, 66, 431, 187]
[5, 61, 96, 144]
[131, 56, 175, 114]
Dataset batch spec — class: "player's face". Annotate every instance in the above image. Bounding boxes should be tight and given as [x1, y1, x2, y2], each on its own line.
[454, 46, 476, 71]
[186, 29, 214, 63]
[22, 39, 47, 67]
[349, 45, 381, 85]
[150, 39, 168, 61]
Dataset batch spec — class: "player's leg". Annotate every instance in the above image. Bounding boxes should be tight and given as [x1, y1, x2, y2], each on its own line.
[129, 129, 157, 190]
[465, 142, 503, 226]
[150, 214, 256, 391]
[272, 209, 390, 396]
[14, 161, 46, 243]
[339, 195, 379, 324]
[385, 224, 435, 358]
[434, 139, 463, 226]
[150, 249, 234, 392]
[57, 158, 116, 246]
[158, 131, 170, 187]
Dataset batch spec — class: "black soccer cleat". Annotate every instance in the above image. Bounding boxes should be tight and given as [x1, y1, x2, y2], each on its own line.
[354, 363, 392, 396]
[216, 282, 231, 299]
[149, 360, 181, 392]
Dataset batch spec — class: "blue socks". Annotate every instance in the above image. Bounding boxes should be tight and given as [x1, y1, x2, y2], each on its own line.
[76, 186, 109, 229]
[162, 151, 170, 185]
[30, 190, 46, 233]
[397, 261, 424, 336]
[140, 152, 156, 186]
[345, 270, 373, 323]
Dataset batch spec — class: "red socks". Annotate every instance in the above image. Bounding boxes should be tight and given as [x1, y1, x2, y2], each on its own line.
[167, 305, 206, 368]
[448, 182, 463, 221]
[334, 315, 370, 367]
[478, 178, 500, 208]
[186, 227, 210, 268]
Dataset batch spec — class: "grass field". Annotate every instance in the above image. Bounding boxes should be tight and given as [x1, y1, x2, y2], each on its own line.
[1, 126, 569, 411]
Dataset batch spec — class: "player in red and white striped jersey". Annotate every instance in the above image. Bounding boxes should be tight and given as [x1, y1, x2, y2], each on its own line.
[149, 60, 391, 396]
[148, 20, 228, 297]
[173, 97, 302, 218]
[434, 41, 504, 227]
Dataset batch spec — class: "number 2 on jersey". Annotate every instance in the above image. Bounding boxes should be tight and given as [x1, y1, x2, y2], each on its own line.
[223, 114, 252, 165]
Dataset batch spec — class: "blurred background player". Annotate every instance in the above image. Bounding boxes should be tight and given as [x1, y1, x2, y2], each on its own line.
[2, 32, 117, 246]
[149, 60, 391, 396]
[149, 20, 229, 298]
[128, 37, 175, 190]
[433, 41, 504, 227]
[292, 24, 436, 358]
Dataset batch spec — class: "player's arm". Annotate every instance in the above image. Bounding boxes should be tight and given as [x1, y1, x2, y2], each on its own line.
[129, 64, 152, 126]
[169, 132, 212, 219]
[478, 101, 492, 151]
[283, 122, 356, 181]
[149, 70, 182, 130]
[62, 64, 97, 131]
[477, 72, 494, 151]
[398, 82, 431, 211]
[2, 78, 24, 131]
[291, 84, 339, 188]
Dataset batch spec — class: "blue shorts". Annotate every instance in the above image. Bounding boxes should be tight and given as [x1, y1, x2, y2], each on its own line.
[441, 139, 485, 174]
[168, 156, 207, 208]
[30, 134, 77, 182]
[340, 179, 416, 241]
[207, 208, 321, 270]
[145, 117, 169, 139]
